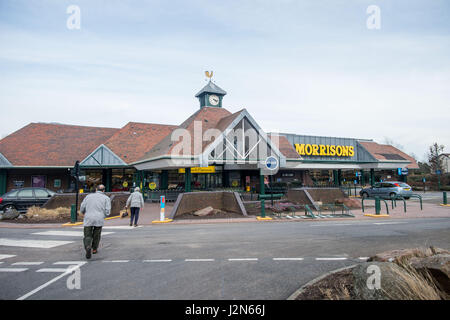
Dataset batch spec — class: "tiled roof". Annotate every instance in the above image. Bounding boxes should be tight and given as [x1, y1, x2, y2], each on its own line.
[138, 107, 234, 162]
[195, 81, 227, 97]
[358, 141, 419, 169]
[105, 122, 177, 164]
[0, 123, 118, 167]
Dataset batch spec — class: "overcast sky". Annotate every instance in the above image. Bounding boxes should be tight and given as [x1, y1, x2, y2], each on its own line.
[1, 0, 449, 162]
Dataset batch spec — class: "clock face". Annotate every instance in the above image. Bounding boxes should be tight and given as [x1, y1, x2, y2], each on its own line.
[209, 95, 220, 106]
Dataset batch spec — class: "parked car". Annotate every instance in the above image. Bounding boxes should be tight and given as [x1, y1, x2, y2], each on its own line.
[0, 187, 56, 213]
[360, 181, 413, 199]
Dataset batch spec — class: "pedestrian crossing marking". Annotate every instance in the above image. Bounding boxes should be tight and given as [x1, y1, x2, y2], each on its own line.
[32, 231, 114, 237]
[0, 268, 28, 272]
[0, 238, 74, 249]
[0, 254, 16, 260]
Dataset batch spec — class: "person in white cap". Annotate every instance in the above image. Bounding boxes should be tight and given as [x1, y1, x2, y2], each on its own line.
[126, 186, 145, 227]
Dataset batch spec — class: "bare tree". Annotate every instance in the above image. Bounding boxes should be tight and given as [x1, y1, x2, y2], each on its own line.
[427, 143, 445, 173]
[383, 137, 404, 151]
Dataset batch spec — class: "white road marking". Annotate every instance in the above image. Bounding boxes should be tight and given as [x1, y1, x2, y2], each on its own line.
[17, 262, 86, 300]
[315, 257, 348, 261]
[358, 257, 370, 260]
[273, 258, 304, 261]
[143, 259, 172, 262]
[12, 262, 44, 266]
[373, 222, 406, 225]
[311, 224, 353, 227]
[185, 259, 215, 262]
[36, 268, 68, 273]
[32, 231, 114, 237]
[0, 239, 74, 249]
[54, 261, 86, 265]
[0, 254, 16, 260]
[74, 226, 140, 230]
[0, 268, 28, 272]
[103, 260, 130, 263]
[228, 258, 258, 261]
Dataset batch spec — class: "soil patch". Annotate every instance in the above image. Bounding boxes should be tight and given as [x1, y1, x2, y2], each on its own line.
[295, 268, 355, 300]
[177, 210, 255, 220]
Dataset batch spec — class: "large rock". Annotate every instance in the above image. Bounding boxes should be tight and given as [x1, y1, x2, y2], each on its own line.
[368, 247, 449, 264]
[0, 208, 20, 220]
[352, 261, 444, 300]
[352, 262, 406, 300]
[193, 206, 214, 216]
[335, 198, 362, 209]
[409, 254, 450, 295]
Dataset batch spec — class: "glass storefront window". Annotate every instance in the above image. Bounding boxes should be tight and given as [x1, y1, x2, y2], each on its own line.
[112, 169, 134, 192]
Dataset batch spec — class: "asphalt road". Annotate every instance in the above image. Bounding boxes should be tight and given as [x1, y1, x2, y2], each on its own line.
[0, 217, 449, 300]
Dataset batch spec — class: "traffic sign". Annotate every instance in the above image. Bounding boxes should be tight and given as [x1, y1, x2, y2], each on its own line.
[265, 156, 278, 170]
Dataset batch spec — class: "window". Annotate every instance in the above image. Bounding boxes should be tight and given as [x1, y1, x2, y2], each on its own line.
[34, 189, 49, 198]
[31, 176, 46, 188]
[54, 179, 61, 188]
[18, 189, 34, 198]
[6, 190, 18, 198]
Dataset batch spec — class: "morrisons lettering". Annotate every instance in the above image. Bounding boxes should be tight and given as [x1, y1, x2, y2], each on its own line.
[294, 143, 354, 157]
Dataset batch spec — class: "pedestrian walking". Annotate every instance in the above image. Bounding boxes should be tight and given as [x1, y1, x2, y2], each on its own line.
[80, 184, 111, 259]
[126, 186, 145, 227]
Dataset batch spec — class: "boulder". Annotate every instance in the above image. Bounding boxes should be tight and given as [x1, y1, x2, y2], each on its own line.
[0, 208, 20, 220]
[352, 261, 443, 300]
[409, 254, 450, 295]
[368, 247, 449, 264]
[335, 197, 361, 208]
[193, 206, 214, 216]
[352, 262, 406, 300]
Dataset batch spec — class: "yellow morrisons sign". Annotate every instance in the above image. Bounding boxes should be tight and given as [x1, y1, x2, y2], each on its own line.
[178, 166, 216, 173]
[295, 144, 354, 157]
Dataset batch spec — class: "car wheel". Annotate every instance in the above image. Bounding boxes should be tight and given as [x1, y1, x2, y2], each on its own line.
[389, 193, 396, 198]
[404, 197, 410, 200]
[362, 192, 369, 198]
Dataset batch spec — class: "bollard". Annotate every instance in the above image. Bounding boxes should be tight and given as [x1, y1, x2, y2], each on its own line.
[160, 195, 165, 221]
[70, 204, 76, 224]
[261, 199, 266, 218]
[375, 196, 381, 215]
[444, 192, 448, 205]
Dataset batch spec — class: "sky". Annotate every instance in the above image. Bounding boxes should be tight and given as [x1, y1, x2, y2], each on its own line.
[0, 0, 449, 162]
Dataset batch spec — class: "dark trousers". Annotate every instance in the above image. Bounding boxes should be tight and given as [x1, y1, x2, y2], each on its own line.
[130, 207, 140, 225]
[83, 226, 102, 251]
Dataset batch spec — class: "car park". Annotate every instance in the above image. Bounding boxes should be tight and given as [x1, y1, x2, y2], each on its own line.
[0, 187, 56, 213]
[360, 181, 413, 199]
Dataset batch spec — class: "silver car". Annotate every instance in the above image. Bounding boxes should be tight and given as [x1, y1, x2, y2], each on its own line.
[360, 181, 413, 199]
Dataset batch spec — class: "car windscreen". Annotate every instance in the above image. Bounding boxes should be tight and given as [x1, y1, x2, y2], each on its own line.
[5, 190, 18, 198]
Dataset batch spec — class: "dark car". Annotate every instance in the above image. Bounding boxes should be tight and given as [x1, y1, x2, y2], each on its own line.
[0, 187, 56, 213]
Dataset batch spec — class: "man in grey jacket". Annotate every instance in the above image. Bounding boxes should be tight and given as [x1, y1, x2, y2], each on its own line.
[80, 184, 111, 259]
[126, 187, 145, 227]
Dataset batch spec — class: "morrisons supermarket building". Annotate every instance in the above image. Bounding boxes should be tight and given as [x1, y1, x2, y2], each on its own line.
[0, 80, 418, 195]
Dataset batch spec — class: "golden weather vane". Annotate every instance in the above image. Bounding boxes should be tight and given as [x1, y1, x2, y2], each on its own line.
[205, 71, 213, 80]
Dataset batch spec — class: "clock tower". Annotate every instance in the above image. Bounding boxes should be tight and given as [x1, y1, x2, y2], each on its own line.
[195, 76, 227, 109]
